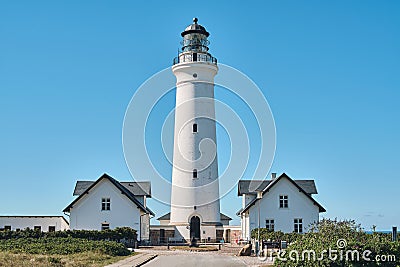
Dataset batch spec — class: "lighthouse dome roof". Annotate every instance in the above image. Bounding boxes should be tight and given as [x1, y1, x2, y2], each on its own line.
[181, 18, 210, 37]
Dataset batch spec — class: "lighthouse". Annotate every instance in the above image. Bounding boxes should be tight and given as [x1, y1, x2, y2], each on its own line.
[169, 18, 221, 241]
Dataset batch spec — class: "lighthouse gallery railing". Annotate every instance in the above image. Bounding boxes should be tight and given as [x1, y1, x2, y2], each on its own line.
[173, 52, 217, 65]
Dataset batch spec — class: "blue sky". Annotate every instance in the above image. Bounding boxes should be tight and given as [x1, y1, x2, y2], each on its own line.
[0, 1, 399, 230]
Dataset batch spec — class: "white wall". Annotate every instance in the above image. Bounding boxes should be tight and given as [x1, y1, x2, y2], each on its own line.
[170, 62, 221, 226]
[69, 179, 143, 238]
[242, 194, 256, 209]
[241, 213, 250, 240]
[0, 216, 69, 232]
[245, 177, 320, 239]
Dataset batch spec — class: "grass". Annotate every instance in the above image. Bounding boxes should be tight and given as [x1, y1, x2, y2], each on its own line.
[0, 251, 133, 267]
[171, 245, 218, 252]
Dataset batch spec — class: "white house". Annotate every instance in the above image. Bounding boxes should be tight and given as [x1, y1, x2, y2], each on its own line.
[237, 173, 325, 240]
[63, 173, 154, 241]
[0, 216, 69, 232]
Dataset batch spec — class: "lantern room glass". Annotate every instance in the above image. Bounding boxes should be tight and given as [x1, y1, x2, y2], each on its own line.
[181, 33, 209, 53]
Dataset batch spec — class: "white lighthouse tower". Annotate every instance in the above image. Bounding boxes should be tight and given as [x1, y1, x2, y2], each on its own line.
[169, 18, 221, 241]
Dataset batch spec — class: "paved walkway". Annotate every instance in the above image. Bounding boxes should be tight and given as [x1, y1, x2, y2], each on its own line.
[105, 253, 157, 267]
[143, 253, 245, 267]
[106, 245, 273, 267]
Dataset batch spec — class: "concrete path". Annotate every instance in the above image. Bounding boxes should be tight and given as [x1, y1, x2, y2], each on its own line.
[140, 250, 246, 267]
[105, 253, 157, 267]
[107, 246, 273, 267]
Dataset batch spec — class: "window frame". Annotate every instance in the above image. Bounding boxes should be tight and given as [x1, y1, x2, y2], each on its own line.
[101, 223, 110, 231]
[279, 195, 289, 208]
[101, 197, 111, 211]
[48, 226, 56, 232]
[265, 219, 275, 231]
[4, 225, 11, 231]
[294, 218, 303, 233]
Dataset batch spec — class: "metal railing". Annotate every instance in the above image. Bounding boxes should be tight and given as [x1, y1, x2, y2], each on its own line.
[173, 52, 217, 65]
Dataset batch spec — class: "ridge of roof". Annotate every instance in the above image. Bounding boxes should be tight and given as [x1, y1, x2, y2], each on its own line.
[238, 179, 317, 196]
[73, 181, 151, 197]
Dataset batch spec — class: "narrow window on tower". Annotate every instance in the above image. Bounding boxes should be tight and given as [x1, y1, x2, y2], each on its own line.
[192, 123, 198, 133]
[193, 169, 198, 178]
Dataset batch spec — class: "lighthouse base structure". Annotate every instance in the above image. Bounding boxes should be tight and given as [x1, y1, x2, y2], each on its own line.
[149, 212, 239, 245]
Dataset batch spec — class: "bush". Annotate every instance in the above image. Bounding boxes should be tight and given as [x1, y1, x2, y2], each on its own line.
[251, 228, 301, 243]
[273, 219, 400, 267]
[0, 227, 137, 242]
[0, 237, 130, 256]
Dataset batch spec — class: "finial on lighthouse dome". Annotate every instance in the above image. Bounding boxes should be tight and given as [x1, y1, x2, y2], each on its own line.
[181, 17, 209, 37]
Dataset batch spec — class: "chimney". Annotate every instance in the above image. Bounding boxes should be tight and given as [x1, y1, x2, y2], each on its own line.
[271, 173, 277, 180]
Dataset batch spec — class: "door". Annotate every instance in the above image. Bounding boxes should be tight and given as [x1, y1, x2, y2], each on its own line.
[190, 216, 200, 239]
[160, 229, 165, 244]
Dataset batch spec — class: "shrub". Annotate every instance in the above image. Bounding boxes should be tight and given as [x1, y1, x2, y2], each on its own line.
[0, 227, 137, 242]
[251, 228, 301, 243]
[0, 237, 130, 256]
[272, 219, 400, 267]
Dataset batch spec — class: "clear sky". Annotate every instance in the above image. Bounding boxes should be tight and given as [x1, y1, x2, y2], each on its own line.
[0, 1, 399, 230]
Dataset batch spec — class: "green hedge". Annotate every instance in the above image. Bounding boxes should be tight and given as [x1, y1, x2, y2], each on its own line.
[251, 228, 301, 243]
[0, 237, 130, 256]
[0, 227, 137, 242]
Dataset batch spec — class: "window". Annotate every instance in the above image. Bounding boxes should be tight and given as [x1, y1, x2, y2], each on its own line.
[279, 195, 288, 208]
[34, 226, 41, 231]
[265, 219, 274, 231]
[193, 169, 198, 178]
[193, 123, 198, 133]
[48, 226, 56, 232]
[101, 223, 110, 230]
[4, 226, 11, 231]
[102, 198, 110, 211]
[294, 218, 303, 233]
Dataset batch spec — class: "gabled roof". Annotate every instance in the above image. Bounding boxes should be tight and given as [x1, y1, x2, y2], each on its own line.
[157, 212, 171, 221]
[238, 179, 317, 196]
[73, 181, 151, 197]
[220, 213, 232, 221]
[157, 212, 232, 221]
[121, 182, 151, 197]
[238, 173, 326, 214]
[63, 173, 154, 216]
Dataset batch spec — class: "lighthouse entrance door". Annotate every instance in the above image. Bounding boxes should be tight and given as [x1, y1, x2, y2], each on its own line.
[190, 216, 200, 239]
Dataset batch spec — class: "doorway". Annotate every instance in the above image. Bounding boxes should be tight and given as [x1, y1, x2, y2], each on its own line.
[190, 216, 200, 239]
[160, 229, 165, 244]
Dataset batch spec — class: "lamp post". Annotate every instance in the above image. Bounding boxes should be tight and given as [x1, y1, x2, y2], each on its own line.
[256, 191, 263, 256]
